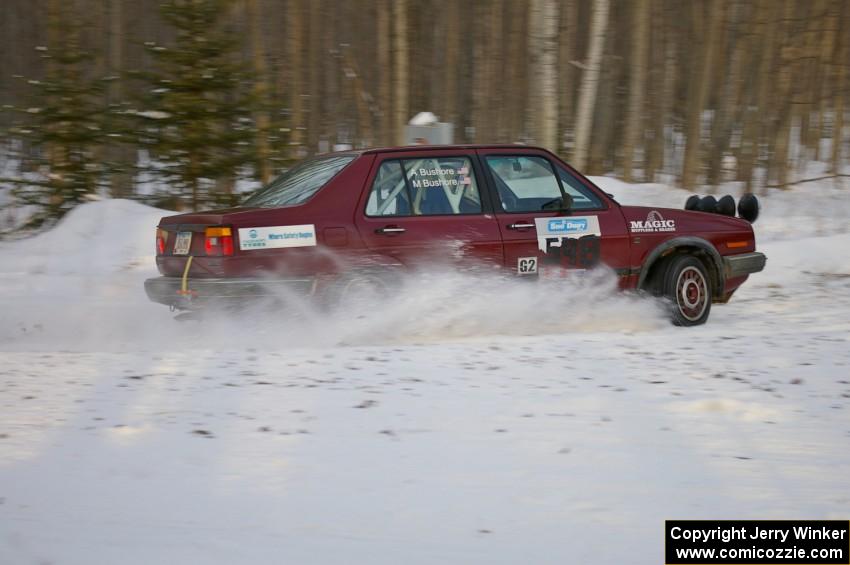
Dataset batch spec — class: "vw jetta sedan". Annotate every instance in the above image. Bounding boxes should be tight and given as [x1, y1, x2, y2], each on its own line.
[145, 145, 765, 326]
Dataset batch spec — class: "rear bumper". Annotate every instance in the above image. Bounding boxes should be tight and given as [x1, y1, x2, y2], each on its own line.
[144, 276, 317, 310]
[723, 251, 766, 278]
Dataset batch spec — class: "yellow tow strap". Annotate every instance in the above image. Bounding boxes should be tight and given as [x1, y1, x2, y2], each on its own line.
[180, 255, 193, 295]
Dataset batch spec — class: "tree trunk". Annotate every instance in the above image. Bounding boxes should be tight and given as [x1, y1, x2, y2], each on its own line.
[442, 0, 459, 130]
[707, 0, 750, 187]
[393, 0, 408, 145]
[322, 0, 339, 146]
[488, 0, 506, 141]
[646, 0, 676, 182]
[767, 0, 796, 191]
[377, 0, 392, 145]
[306, 0, 322, 153]
[506, 0, 528, 142]
[815, 0, 840, 161]
[681, 0, 725, 190]
[747, 0, 779, 190]
[529, 0, 558, 150]
[473, 1, 489, 142]
[342, 47, 373, 146]
[830, 1, 847, 174]
[287, 0, 304, 158]
[622, 0, 648, 182]
[557, 0, 577, 155]
[106, 0, 135, 198]
[572, 0, 609, 171]
[795, 0, 824, 166]
[245, 0, 271, 183]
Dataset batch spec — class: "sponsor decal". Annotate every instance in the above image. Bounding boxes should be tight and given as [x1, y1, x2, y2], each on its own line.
[534, 216, 601, 253]
[548, 218, 588, 233]
[534, 215, 603, 271]
[629, 210, 676, 233]
[238, 224, 317, 250]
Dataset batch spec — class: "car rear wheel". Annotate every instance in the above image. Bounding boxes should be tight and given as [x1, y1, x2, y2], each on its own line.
[321, 270, 397, 310]
[661, 255, 712, 326]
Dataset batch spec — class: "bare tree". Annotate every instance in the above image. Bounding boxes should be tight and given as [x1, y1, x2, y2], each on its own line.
[377, 0, 391, 146]
[287, 0, 304, 158]
[622, 0, 649, 182]
[392, 0, 408, 145]
[528, 0, 558, 149]
[572, 0, 609, 171]
[557, 0, 577, 155]
[830, 0, 847, 174]
[245, 0, 271, 184]
[681, 0, 725, 190]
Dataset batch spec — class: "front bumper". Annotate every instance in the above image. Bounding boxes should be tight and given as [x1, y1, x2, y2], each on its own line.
[723, 251, 766, 278]
[144, 276, 317, 310]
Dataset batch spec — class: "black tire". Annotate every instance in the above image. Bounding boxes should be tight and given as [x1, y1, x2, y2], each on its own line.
[660, 255, 712, 326]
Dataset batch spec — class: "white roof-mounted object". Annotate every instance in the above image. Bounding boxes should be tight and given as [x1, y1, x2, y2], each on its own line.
[404, 113, 453, 145]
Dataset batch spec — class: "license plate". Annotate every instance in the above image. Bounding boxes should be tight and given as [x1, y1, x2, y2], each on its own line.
[173, 231, 192, 255]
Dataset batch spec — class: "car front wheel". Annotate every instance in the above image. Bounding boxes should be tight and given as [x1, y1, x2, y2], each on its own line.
[662, 255, 712, 326]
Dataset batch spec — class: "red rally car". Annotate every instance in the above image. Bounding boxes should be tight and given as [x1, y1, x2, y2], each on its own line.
[144, 145, 766, 326]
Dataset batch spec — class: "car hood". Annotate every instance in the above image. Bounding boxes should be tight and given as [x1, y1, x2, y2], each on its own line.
[619, 205, 754, 233]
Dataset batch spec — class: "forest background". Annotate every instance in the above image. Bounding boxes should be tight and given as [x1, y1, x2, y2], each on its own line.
[1, 0, 847, 225]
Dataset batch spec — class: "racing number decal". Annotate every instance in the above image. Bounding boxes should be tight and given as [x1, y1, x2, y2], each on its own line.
[543, 234, 601, 268]
[517, 256, 538, 275]
[534, 216, 603, 270]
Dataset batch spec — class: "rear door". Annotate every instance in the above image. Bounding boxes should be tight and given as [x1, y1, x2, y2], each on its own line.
[354, 150, 503, 268]
[477, 148, 631, 281]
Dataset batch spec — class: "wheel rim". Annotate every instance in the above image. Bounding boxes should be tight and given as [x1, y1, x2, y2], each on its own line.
[676, 266, 708, 321]
[340, 276, 385, 303]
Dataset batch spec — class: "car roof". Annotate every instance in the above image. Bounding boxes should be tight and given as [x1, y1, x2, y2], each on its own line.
[327, 144, 549, 156]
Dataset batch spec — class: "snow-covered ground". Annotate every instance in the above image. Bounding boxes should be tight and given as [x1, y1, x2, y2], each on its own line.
[1, 180, 849, 565]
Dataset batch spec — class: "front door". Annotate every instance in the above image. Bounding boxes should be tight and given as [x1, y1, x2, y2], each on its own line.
[478, 149, 631, 281]
[355, 151, 503, 269]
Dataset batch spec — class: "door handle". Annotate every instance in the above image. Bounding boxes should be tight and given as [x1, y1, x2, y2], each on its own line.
[375, 226, 406, 235]
[507, 222, 534, 230]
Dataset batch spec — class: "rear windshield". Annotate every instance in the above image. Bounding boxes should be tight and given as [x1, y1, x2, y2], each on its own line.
[241, 154, 355, 208]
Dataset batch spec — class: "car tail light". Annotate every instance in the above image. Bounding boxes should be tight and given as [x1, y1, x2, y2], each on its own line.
[156, 228, 167, 255]
[204, 226, 234, 256]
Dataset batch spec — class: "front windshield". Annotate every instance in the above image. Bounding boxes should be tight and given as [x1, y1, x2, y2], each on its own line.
[241, 154, 356, 208]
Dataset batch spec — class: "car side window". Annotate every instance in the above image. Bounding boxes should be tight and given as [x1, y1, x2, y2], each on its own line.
[366, 156, 482, 216]
[484, 155, 562, 213]
[365, 160, 410, 216]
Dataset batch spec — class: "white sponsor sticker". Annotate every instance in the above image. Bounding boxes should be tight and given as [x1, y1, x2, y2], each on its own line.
[238, 224, 317, 250]
[534, 216, 601, 253]
[629, 210, 676, 233]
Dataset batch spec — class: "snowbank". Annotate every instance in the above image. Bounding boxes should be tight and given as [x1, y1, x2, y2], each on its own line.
[0, 198, 163, 277]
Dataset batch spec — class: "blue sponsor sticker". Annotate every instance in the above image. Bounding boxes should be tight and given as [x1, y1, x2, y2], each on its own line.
[548, 218, 588, 233]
